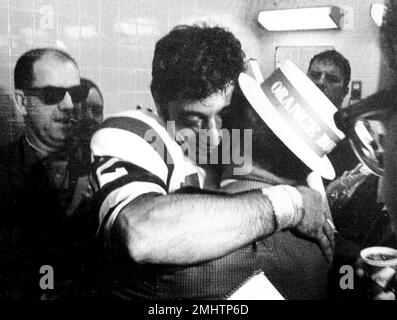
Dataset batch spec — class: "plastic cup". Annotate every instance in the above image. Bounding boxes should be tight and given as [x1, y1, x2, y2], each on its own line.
[360, 246, 397, 288]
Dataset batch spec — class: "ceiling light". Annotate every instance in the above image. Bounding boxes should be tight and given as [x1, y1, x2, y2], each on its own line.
[370, 3, 387, 27]
[258, 6, 343, 31]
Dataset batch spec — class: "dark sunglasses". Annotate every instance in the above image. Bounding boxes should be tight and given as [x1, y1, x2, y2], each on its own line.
[23, 85, 89, 105]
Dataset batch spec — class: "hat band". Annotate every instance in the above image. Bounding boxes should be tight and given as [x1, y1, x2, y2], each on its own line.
[262, 69, 341, 157]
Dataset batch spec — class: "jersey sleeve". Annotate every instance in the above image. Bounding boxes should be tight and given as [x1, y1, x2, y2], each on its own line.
[90, 110, 185, 238]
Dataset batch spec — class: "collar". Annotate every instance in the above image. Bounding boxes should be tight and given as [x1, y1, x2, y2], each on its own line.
[25, 134, 69, 162]
[220, 162, 298, 188]
[25, 135, 50, 159]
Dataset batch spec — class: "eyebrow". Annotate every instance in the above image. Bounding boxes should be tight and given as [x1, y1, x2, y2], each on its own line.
[309, 68, 342, 78]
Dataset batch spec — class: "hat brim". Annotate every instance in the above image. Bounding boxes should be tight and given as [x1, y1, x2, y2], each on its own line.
[239, 72, 337, 180]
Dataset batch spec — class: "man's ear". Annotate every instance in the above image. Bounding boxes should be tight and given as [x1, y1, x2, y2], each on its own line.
[13, 90, 27, 116]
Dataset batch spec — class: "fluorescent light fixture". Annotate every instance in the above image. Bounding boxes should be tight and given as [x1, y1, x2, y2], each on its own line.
[258, 6, 342, 31]
[370, 3, 387, 27]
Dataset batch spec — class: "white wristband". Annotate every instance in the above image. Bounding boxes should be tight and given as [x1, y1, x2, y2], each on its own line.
[261, 185, 304, 230]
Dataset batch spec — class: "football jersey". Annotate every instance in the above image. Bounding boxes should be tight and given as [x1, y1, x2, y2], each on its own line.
[90, 110, 204, 240]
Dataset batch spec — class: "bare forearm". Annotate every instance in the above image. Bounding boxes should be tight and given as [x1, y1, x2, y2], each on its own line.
[113, 191, 276, 264]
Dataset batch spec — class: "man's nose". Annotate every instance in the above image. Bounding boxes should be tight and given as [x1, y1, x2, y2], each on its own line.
[316, 73, 327, 86]
[59, 92, 75, 111]
[314, 74, 327, 93]
[207, 116, 223, 130]
[207, 118, 223, 147]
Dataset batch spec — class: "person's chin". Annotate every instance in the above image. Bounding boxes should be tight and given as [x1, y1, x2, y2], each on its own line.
[46, 133, 72, 148]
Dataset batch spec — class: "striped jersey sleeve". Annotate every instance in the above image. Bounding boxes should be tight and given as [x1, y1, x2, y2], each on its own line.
[90, 110, 202, 238]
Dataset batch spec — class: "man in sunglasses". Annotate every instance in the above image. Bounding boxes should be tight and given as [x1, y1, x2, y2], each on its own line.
[13, 49, 87, 153]
[0, 48, 91, 299]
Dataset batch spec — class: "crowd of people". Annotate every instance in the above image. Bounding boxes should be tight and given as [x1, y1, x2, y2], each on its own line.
[1, 1, 397, 300]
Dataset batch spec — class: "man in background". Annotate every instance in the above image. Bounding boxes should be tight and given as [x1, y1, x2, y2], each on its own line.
[307, 49, 351, 110]
[308, 48, 395, 298]
[80, 78, 104, 126]
[0, 48, 90, 299]
[307, 50, 358, 178]
[77, 78, 104, 171]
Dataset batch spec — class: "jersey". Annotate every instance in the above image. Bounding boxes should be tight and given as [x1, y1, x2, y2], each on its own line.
[90, 110, 204, 240]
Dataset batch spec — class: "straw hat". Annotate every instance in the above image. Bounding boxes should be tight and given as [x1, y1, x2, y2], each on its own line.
[238, 60, 345, 180]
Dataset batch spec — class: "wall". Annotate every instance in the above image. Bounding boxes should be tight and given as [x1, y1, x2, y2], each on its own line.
[0, 0, 390, 144]
[253, 0, 392, 106]
[0, 0, 264, 144]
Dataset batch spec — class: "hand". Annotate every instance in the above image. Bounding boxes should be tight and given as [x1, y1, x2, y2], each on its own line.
[294, 186, 335, 263]
[325, 164, 369, 210]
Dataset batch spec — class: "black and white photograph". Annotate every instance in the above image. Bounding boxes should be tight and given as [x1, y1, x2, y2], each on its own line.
[0, 0, 397, 309]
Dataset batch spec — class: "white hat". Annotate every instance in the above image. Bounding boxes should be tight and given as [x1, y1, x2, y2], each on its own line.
[238, 59, 345, 180]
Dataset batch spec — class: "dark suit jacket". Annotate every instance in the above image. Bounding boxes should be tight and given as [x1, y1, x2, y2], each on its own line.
[0, 138, 80, 299]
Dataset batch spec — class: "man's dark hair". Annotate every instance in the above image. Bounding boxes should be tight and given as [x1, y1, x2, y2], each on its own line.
[14, 47, 79, 90]
[308, 50, 351, 90]
[80, 77, 104, 121]
[80, 78, 104, 104]
[223, 82, 311, 183]
[382, 0, 397, 77]
[150, 24, 245, 118]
